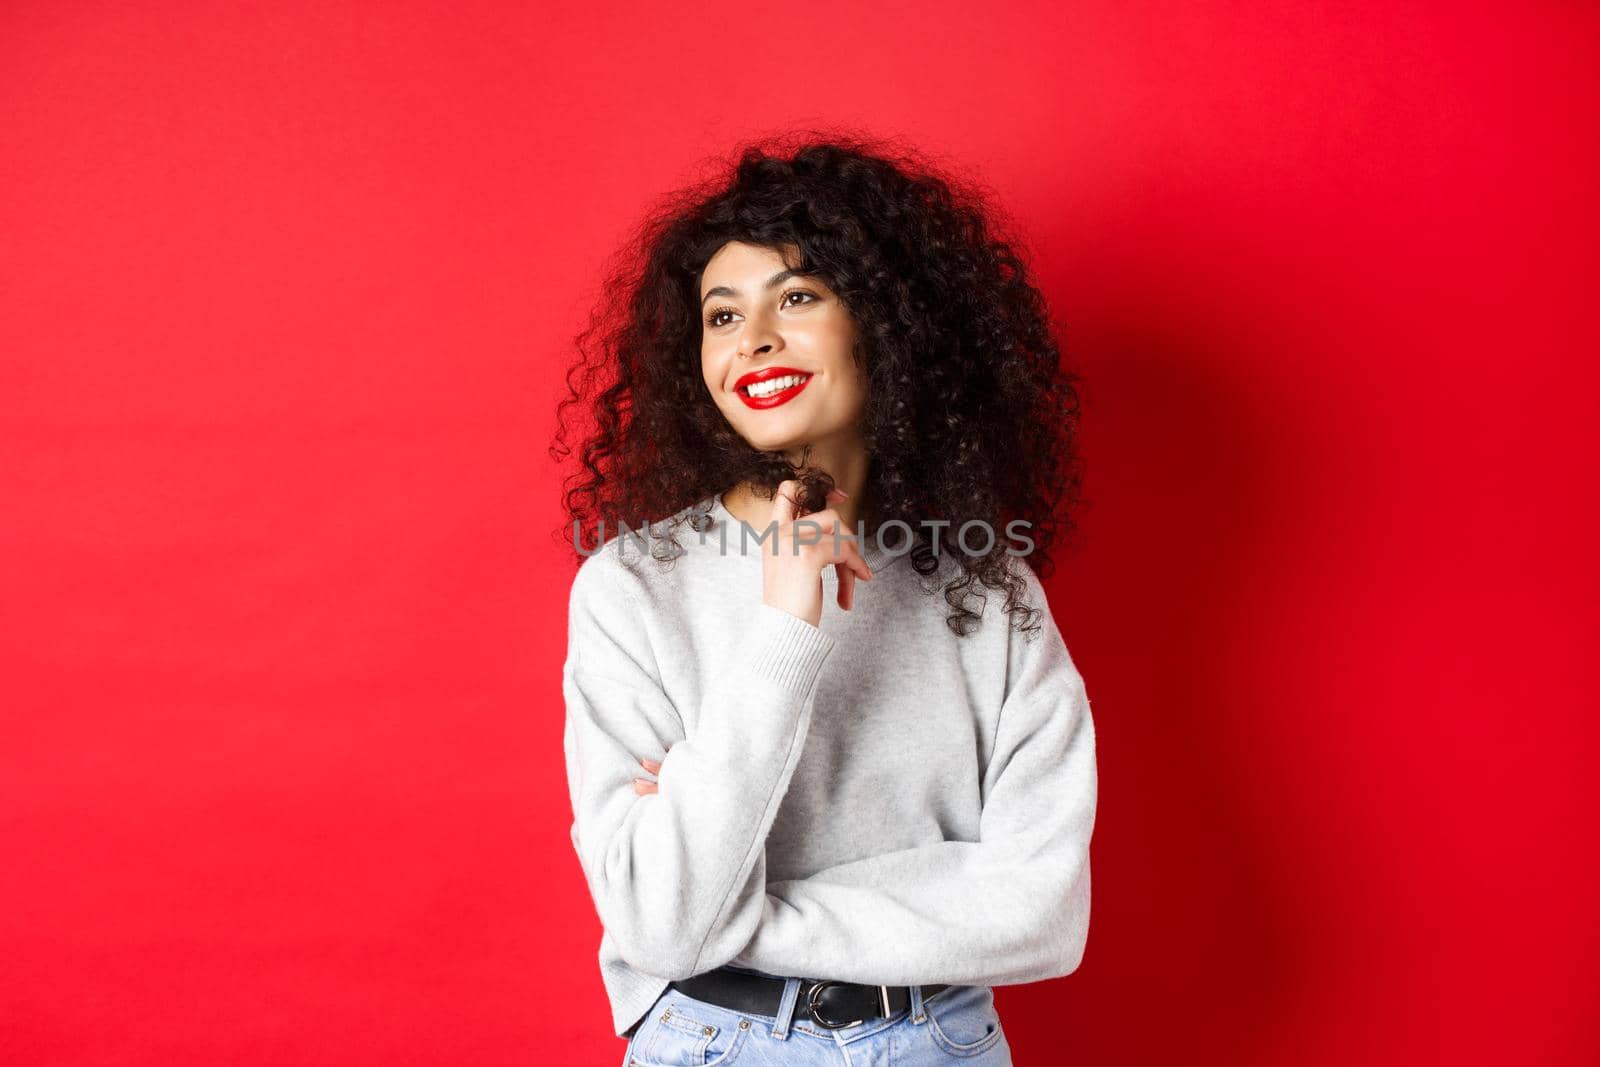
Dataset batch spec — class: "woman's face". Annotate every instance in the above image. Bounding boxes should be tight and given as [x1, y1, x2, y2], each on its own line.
[699, 241, 868, 461]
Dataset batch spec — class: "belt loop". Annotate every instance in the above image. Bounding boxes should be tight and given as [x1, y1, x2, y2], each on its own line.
[771, 976, 803, 1040]
[909, 983, 928, 1026]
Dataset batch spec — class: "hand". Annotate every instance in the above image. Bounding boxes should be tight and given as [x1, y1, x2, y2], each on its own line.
[633, 750, 667, 795]
[762, 478, 874, 628]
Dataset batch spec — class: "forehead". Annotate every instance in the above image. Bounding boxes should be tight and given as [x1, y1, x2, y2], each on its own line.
[700, 241, 802, 287]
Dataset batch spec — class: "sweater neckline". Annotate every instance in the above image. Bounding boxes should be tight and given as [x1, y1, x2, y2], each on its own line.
[704, 492, 895, 573]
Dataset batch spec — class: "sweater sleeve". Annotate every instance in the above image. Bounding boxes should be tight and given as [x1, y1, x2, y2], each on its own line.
[562, 557, 837, 981]
[726, 569, 1097, 986]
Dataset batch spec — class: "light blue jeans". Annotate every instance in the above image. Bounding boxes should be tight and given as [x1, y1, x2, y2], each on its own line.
[620, 968, 1012, 1065]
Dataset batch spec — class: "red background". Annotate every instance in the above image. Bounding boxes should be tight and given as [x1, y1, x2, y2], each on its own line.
[3, 3, 1595, 1064]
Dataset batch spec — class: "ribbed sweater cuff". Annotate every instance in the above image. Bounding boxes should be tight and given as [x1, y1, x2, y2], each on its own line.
[740, 602, 837, 696]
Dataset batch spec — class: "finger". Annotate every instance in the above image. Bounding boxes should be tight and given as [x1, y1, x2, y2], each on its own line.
[638, 756, 661, 774]
[840, 540, 874, 582]
[809, 517, 871, 579]
[795, 507, 847, 549]
[632, 778, 658, 795]
[836, 563, 856, 611]
[770, 479, 801, 525]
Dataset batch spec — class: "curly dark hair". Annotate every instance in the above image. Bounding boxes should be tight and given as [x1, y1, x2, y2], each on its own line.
[548, 130, 1085, 636]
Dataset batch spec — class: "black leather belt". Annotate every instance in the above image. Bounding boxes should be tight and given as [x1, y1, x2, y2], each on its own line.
[669, 966, 951, 1030]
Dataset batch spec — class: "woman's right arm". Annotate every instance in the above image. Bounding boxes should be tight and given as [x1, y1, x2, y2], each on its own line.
[561, 557, 836, 980]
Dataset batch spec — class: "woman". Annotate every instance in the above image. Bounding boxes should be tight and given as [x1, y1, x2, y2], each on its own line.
[551, 134, 1097, 1065]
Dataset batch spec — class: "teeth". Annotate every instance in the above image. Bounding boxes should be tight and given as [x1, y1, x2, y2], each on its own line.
[744, 374, 808, 398]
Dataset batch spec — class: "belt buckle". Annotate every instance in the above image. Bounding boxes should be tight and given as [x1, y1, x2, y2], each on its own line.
[805, 981, 894, 1030]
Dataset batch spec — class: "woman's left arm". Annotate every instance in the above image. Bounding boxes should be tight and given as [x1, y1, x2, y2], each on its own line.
[726, 575, 1098, 986]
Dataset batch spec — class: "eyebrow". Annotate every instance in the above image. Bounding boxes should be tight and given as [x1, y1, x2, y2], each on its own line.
[700, 268, 806, 309]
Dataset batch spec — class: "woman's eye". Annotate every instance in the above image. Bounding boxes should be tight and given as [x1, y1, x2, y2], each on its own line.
[704, 291, 817, 329]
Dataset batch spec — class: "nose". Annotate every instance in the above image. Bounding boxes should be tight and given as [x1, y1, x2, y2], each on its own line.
[736, 313, 782, 359]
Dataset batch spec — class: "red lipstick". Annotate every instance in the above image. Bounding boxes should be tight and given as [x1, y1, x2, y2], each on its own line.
[734, 366, 813, 409]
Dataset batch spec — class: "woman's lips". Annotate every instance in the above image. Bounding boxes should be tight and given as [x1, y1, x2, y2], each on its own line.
[735, 369, 813, 409]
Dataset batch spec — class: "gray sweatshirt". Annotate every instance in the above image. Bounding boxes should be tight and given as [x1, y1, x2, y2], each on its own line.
[561, 493, 1098, 1037]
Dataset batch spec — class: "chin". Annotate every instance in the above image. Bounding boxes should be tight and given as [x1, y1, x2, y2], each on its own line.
[741, 434, 806, 455]
[728, 417, 808, 452]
